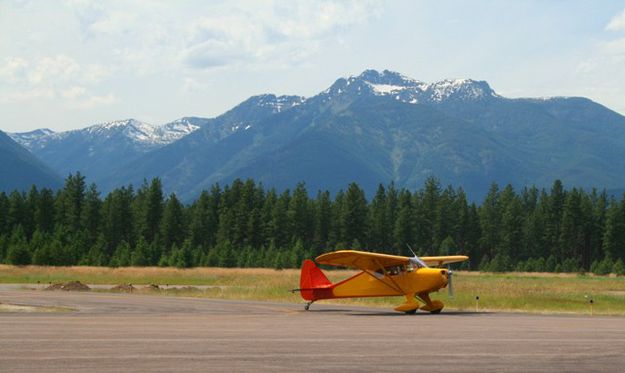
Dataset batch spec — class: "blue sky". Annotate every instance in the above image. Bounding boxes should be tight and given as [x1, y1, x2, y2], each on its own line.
[2, 0, 625, 132]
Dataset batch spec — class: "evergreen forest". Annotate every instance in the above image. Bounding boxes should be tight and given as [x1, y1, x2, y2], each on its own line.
[1, 173, 624, 275]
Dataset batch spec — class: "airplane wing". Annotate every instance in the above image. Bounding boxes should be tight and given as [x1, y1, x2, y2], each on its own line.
[315, 250, 409, 271]
[420, 255, 469, 267]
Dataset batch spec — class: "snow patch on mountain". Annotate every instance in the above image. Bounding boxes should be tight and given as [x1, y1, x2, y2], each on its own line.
[323, 69, 499, 105]
[11, 118, 201, 151]
[8, 128, 55, 148]
[253, 94, 306, 113]
[368, 83, 408, 94]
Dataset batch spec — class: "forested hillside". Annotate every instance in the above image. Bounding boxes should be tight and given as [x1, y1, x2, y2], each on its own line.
[0, 130, 61, 192]
[0, 174, 623, 274]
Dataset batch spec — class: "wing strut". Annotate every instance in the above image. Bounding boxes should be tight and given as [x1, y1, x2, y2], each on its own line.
[372, 258, 405, 294]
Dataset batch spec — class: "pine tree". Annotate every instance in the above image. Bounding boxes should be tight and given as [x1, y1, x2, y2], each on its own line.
[270, 191, 290, 248]
[465, 204, 482, 268]
[546, 180, 565, 259]
[144, 178, 165, 242]
[7, 226, 30, 265]
[32, 240, 54, 265]
[81, 235, 107, 266]
[588, 189, 608, 268]
[453, 188, 470, 253]
[421, 177, 441, 252]
[110, 241, 131, 267]
[613, 259, 625, 276]
[160, 193, 185, 251]
[434, 186, 457, 253]
[131, 237, 151, 266]
[313, 190, 332, 251]
[102, 186, 135, 256]
[261, 189, 277, 247]
[288, 182, 311, 245]
[479, 183, 501, 260]
[189, 188, 219, 250]
[340, 183, 368, 248]
[499, 192, 524, 261]
[24, 186, 38, 238]
[368, 184, 388, 249]
[602, 199, 625, 261]
[384, 183, 398, 248]
[393, 190, 414, 253]
[61, 172, 87, 234]
[35, 188, 55, 234]
[81, 184, 102, 245]
[216, 240, 236, 268]
[0, 192, 9, 236]
[439, 236, 456, 255]
[7, 191, 26, 232]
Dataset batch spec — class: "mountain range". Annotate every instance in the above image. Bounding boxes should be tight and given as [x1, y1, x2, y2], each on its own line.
[6, 69, 625, 200]
[0, 130, 61, 192]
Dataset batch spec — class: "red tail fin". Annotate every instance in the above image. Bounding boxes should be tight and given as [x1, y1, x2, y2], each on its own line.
[299, 259, 332, 301]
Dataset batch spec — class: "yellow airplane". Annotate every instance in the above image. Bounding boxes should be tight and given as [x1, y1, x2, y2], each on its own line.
[296, 249, 468, 314]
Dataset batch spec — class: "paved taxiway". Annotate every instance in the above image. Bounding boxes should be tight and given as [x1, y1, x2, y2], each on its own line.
[1, 289, 624, 372]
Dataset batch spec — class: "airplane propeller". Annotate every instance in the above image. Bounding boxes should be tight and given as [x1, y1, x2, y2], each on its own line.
[407, 244, 456, 298]
[447, 266, 454, 298]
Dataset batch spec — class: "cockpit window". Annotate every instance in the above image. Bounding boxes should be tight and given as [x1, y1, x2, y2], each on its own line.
[376, 265, 406, 276]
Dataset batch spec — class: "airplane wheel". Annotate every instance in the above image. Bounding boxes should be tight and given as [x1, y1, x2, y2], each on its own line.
[404, 309, 417, 315]
[304, 304, 310, 311]
[430, 309, 442, 314]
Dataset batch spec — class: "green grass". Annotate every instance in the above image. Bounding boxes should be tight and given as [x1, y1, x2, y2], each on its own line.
[1, 265, 624, 315]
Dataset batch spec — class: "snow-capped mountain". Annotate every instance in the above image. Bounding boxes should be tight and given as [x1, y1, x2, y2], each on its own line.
[159, 118, 204, 143]
[11, 119, 200, 151]
[9, 118, 201, 186]
[254, 94, 306, 113]
[319, 69, 497, 105]
[8, 128, 55, 149]
[109, 69, 625, 200]
[7, 69, 625, 200]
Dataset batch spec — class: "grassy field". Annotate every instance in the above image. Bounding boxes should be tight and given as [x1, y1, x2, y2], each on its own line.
[1, 265, 624, 315]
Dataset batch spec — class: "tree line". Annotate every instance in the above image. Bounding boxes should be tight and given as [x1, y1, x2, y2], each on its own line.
[0, 173, 624, 274]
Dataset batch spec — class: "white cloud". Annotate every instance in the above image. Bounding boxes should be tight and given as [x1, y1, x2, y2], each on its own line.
[0, 88, 56, 103]
[606, 8, 625, 31]
[0, 55, 113, 108]
[0, 57, 28, 83]
[27, 55, 80, 84]
[569, 8, 625, 114]
[182, 78, 207, 94]
[1, 55, 110, 86]
[1, 0, 383, 130]
[180, 1, 382, 69]
[60, 85, 116, 109]
[61, 86, 87, 99]
[65, 93, 117, 109]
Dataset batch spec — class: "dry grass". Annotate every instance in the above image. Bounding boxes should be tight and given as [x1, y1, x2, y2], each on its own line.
[1, 265, 624, 315]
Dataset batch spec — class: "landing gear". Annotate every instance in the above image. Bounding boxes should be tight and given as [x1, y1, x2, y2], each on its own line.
[304, 301, 314, 311]
[417, 292, 445, 314]
[394, 293, 421, 314]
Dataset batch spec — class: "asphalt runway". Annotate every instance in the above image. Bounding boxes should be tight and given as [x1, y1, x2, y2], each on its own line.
[1, 289, 624, 372]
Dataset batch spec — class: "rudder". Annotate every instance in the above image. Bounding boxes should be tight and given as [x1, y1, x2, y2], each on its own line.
[299, 259, 332, 301]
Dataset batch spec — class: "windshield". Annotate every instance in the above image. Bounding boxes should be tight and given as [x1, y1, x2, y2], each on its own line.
[409, 256, 428, 269]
